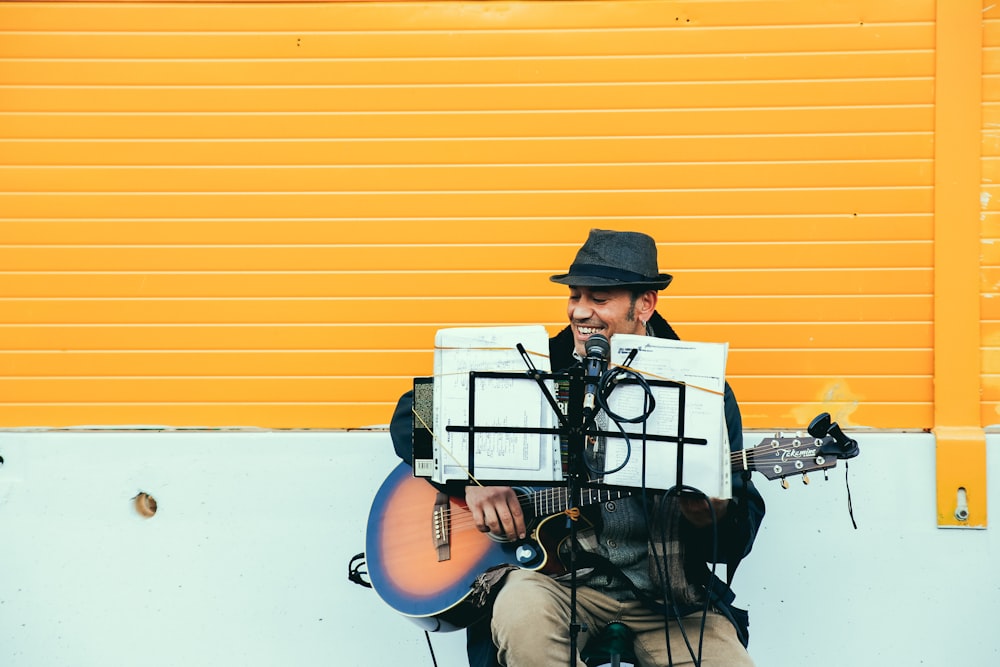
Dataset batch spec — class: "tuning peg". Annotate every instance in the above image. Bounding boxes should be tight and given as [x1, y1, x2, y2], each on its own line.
[781, 478, 789, 490]
[802, 473, 810, 485]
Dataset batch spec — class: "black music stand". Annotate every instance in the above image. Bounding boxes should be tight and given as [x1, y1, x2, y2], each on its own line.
[437, 348, 711, 667]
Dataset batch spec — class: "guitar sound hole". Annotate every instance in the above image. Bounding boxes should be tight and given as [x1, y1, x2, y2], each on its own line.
[486, 531, 514, 544]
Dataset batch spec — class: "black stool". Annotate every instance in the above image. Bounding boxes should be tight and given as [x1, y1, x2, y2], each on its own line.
[581, 621, 636, 667]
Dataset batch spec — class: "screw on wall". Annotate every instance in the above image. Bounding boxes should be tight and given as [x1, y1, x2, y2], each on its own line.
[133, 491, 158, 518]
[955, 487, 970, 522]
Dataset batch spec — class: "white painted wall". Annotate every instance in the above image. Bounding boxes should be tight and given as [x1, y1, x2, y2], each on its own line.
[0, 430, 997, 666]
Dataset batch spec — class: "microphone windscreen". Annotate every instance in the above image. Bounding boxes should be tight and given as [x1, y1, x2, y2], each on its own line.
[585, 333, 610, 359]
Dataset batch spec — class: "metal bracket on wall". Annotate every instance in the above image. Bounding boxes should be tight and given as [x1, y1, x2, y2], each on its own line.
[934, 426, 987, 528]
[932, 2, 987, 529]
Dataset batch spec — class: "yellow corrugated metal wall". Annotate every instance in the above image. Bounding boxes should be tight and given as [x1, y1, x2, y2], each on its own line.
[983, 5, 1000, 425]
[0, 0, 943, 430]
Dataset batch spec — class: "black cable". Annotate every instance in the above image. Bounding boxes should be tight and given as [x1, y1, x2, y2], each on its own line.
[697, 490, 720, 667]
[583, 406, 632, 477]
[657, 486, 711, 667]
[845, 460, 858, 529]
[579, 357, 723, 667]
[347, 552, 371, 589]
[599, 365, 657, 424]
[591, 363, 693, 666]
[581, 365, 657, 477]
[646, 492, 678, 667]
[604, 372, 705, 667]
[423, 630, 438, 667]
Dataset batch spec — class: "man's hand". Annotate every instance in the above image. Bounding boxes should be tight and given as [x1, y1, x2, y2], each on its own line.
[465, 485, 527, 540]
[678, 496, 730, 528]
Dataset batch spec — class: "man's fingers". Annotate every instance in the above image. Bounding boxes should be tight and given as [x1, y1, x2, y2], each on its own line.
[494, 503, 525, 541]
[465, 485, 526, 539]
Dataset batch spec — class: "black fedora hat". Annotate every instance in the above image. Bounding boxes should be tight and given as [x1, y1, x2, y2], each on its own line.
[550, 229, 673, 291]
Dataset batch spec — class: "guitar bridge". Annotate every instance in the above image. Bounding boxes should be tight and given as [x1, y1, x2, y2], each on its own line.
[432, 492, 451, 562]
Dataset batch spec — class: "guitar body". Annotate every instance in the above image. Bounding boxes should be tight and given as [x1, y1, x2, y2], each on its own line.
[366, 462, 537, 632]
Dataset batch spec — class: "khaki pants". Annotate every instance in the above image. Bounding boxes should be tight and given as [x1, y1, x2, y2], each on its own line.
[491, 570, 755, 667]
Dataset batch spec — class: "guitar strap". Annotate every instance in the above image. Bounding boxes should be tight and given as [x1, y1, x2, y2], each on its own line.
[468, 564, 520, 610]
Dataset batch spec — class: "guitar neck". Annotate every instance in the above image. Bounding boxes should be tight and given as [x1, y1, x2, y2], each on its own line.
[523, 485, 631, 518]
[521, 434, 837, 514]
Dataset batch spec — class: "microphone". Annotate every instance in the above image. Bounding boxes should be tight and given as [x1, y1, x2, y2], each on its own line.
[582, 334, 610, 418]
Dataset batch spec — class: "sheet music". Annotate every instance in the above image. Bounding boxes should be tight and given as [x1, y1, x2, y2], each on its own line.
[432, 326, 561, 483]
[601, 334, 731, 498]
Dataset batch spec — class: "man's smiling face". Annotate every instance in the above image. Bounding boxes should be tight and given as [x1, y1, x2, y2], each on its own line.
[566, 286, 657, 357]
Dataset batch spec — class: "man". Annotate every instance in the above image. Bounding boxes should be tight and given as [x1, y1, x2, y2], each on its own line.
[391, 229, 764, 666]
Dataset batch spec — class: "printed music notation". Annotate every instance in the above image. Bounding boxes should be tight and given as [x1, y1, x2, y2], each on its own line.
[603, 334, 731, 498]
[432, 326, 561, 484]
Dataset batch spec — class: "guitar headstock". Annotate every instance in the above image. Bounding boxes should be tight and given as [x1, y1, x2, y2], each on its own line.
[744, 435, 838, 487]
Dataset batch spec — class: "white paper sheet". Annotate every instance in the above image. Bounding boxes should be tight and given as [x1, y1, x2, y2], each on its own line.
[432, 326, 562, 483]
[601, 334, 731, 498]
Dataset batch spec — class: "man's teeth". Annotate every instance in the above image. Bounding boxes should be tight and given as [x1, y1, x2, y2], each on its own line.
[579, 327, 602, 335]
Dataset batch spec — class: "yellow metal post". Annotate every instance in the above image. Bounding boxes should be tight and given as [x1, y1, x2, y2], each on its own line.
[933, 0, 986, 528]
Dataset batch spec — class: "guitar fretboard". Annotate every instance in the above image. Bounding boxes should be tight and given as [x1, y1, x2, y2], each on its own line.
[519, 435, 837, 518]
[526, 486, 631, 518]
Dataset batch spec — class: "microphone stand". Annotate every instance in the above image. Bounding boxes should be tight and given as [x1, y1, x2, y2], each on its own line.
[564, 364, 588, 667]
[567, 334, 611, 666]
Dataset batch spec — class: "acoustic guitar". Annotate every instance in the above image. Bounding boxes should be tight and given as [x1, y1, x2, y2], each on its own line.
[365, 432, 855, 632]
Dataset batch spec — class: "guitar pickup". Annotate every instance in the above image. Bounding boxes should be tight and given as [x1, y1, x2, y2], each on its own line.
[432, 492, 451, 562]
